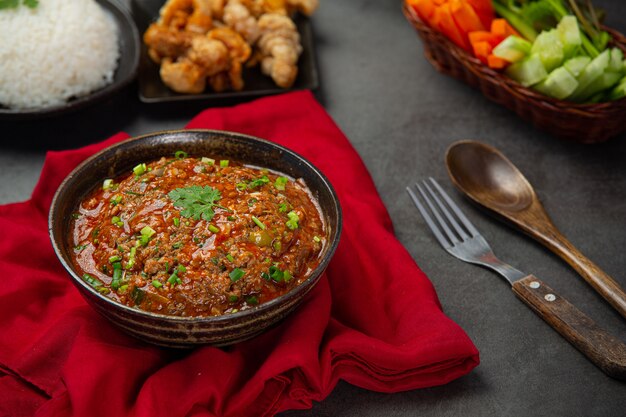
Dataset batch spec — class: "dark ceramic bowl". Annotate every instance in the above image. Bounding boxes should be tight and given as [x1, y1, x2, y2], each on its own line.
[49, 130, 342, 348]
[0, 0, 140, 120]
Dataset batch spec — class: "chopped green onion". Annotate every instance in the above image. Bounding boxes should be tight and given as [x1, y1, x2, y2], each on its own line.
[110, 195, 123, 206]
[283, 270, 292, 282]
[165, 261, 170, 274]
[220, 160, 229, 168]
[286, 211, 299, 230]
[172, 242, 183, 249]
[208, 224, 220, 234]
[175, 150, 188, 159]
[111, 261, 123, 289]
[118, 284, 129, 293]
[229, 295, 239, 302]
[111, 216, 123, 227]
[227, 216, 236, 221]
[173, 217, 180, 227]
[178, 265, 186, 273]
[168, 271, 182, 286]
[126, 246, 137, 269]
[278, 203, 287, 213]
[246, 296, 259, 306]
[229, 268, 245, 282]
[273, 241, 282, 251]
[152, 280, 163, 288]
[248, 175, 270, 189]
[252, 216, 266, 230]
[140, 226, 156, 246]
[74, 244, 88, 252]
[109, 255, 121, 263]
[130, 287, 145, 304]
[201, 157, 215, 165]
[269, 265, 283, 282]
[261, 272, 270, 280]
[274, 176, 288, 190]
[226, 254, 234, 262]
[102, 179, 114, 190]
[236, 182, 248, 191]
[81, 273, 109, 294]
[313, 236, 321, 243]
[133, 163, 147, 176]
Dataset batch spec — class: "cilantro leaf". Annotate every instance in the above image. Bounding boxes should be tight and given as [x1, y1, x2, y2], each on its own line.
[23, 0, 38, 8]
[168, 185, 223, 222]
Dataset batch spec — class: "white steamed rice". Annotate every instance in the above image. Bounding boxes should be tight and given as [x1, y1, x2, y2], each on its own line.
[0, 0, 120, 110]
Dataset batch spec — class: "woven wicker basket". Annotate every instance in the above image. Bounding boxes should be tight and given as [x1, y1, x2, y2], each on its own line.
[403, 3, 626, 143]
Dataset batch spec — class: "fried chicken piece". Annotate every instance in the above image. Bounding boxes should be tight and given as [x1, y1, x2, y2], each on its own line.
[158, 0, 213, 33]
[144, 23, 194, 63]
[160, 57, 207, 93]
[257, 13, 302, 88]
[187, 35, 231, 76]
[208, 27, 251, 63]
[208, 72, 230, 92]
[223, 0, 260, 44]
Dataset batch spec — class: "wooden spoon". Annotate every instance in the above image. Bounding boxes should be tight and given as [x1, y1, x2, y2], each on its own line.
[445, 140, 626, 320]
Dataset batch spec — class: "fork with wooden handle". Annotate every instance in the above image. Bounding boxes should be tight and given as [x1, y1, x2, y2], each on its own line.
[407, 178, 626, 381]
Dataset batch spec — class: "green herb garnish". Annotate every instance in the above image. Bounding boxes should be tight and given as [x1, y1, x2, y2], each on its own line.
[175, 150, 188, 159]
[286, 211, 299, 230]
[252, 216, 266, 230]
[168, 185, 227, 222]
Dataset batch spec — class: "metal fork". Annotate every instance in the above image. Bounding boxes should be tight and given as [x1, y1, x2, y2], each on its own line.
[407, 178, 626, 381]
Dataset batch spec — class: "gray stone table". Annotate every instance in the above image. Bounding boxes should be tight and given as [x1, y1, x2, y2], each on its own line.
[1, 1, 625, 416]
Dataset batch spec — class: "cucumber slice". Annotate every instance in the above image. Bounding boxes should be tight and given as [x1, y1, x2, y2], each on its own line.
[557, 15, 581, 58]
[608, 48, 624, 73]
[534, 67, 579, 100]
[570, 49, 610, 100]
[573, 71, 623, 102]
[608, 78, 626, 100]
[506, 54, 548, 87]
[531, 29, 565, 72]
[563, 56, 591, 78]
[493, 35, 532, 63]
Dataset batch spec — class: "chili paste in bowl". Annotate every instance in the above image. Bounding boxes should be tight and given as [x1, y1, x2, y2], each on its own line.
[72, 153, 325, 317]
[49, 130, 341, 347]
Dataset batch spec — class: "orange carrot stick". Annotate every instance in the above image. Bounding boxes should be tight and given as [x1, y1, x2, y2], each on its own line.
[450, 0, 485, 34]
[406, 0, 436, 23]
[491, 18, 521, 37]
[468, 30, 504, 48]
[434, 3, 470, 50]
[466, 0, 494, 28]
[471, 40, 492, 64]
[487, 54, 508, 69]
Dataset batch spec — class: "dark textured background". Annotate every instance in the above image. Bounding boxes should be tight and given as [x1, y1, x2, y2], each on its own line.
[1, 1, 625, 416]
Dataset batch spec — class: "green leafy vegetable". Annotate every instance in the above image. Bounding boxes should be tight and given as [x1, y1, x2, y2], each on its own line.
[168, 185, 227, 222]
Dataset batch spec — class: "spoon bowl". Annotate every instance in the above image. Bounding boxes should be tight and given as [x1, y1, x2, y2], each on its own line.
[445, 140, 626, 320]
[445, 141, 534, 213]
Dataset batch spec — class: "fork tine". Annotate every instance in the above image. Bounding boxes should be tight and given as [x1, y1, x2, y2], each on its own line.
[415, 182, 461, 246]
[422, 179, 470, 241]
[428, 178, 480, 237]
[406, 186, 452, 249]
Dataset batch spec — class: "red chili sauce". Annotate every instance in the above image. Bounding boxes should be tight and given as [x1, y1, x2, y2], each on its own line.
[70, 153, 326, 317]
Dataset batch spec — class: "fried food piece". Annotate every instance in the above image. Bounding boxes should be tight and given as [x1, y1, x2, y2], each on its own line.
[187, 35, 231, 76]
[144, 23, 194, 63]
[223, 0, 260, 44]
[257, 13, 302, 88]
[208, 27, 251, 63]
[160, 57, 207, 93]
[186, 0, 214, 33]
[286, 0, 318, 16]
[158, 0, 213, 33]
[208, 72, 230, 92]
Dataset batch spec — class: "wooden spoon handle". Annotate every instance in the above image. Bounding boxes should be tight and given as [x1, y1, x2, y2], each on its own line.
[529, 224, 626, 320]
[512, 275, 626, 380]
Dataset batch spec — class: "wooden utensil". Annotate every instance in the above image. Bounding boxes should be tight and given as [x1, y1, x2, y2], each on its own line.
[445, 140, 626, 320]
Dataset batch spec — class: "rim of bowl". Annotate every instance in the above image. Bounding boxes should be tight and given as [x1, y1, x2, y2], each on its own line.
[48, 129, 342, 324]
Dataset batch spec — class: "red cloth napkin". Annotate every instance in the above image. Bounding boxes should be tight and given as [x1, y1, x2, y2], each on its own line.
[0, 91, 478, 417]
